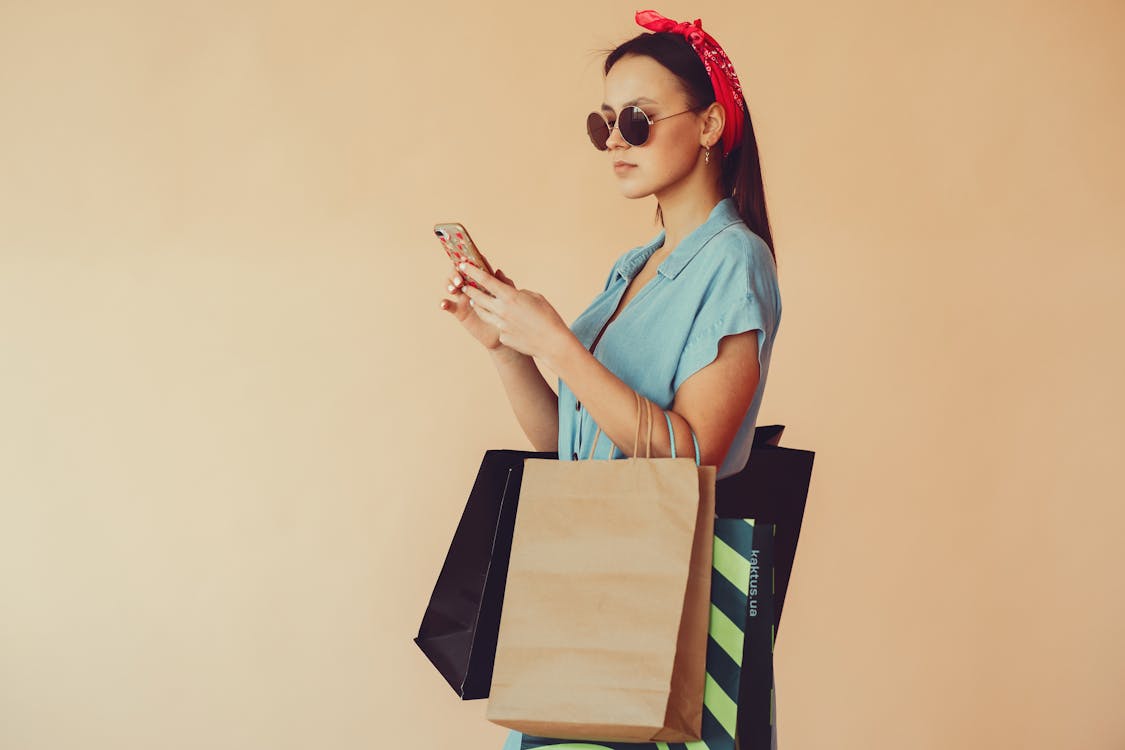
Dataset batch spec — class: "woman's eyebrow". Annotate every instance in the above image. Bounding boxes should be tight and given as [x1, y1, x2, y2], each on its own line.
[600, 96, 658, 111]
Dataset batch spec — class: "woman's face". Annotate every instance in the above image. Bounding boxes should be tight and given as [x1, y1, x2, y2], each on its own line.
[601, 54, 705, 200]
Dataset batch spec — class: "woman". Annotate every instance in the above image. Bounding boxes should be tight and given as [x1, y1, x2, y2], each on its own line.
[438, 10, 782, 750]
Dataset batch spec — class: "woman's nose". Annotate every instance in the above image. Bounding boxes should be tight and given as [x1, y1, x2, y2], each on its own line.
[605, 121, 628, 150]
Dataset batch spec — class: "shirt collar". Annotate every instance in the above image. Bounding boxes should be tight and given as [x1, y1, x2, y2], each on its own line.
[615, 197, 742, 282]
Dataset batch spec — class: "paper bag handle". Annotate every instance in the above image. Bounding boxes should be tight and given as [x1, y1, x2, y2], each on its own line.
[587, 391, 649, 460]
[586, 391, 701, 466]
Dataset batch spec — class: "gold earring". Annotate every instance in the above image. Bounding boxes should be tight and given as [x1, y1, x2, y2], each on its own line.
[705, 146, 711, 165]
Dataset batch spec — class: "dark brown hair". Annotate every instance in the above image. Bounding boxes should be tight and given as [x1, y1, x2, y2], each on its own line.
[604, 32, 776, 263]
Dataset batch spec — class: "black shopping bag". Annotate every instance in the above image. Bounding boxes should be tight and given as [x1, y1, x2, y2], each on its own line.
[716, 425, 814, 635]
[414, 449, 557, 699]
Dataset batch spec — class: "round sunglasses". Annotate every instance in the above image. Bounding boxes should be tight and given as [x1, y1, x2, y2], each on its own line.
[585, 105, 698, 150]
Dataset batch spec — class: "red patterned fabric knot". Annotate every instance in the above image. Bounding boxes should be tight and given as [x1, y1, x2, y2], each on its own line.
[634, 9, 746, 157]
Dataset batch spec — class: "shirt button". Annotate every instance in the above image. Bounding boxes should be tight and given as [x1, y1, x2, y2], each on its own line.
[575, 400, 581, 411]
[572, 452, 578, 461]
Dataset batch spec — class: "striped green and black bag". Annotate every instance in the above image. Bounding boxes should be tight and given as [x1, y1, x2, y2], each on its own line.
[516, 518, 776, 750]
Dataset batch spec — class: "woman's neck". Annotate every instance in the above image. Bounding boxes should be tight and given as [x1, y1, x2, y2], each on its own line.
[654, 176, 725, 255]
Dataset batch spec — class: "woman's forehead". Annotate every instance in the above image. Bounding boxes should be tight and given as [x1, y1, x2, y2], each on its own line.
[603, 55, 682, 108]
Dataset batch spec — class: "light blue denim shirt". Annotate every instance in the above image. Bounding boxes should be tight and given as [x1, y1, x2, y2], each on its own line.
[557, 196, 781, 481]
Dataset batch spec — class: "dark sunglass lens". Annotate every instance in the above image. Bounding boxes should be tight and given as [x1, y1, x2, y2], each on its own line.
[586, 112, 610, 150]
[620, 106, 650, 146]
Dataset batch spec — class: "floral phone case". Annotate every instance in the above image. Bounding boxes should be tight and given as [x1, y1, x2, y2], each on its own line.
[434, 222, 494, 292]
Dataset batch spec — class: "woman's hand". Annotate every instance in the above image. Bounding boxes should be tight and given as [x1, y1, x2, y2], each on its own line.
[439, 264, 518, 351]
[458, 262, 572, 361]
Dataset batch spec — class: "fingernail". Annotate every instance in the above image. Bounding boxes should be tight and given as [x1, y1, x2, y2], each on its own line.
[458, 262, 467, 271]
[447, 284, 455, 292]
[469, 299, 474, 307]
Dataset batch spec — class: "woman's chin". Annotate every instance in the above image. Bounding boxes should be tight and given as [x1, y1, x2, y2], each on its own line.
[615, 180, 653, 200]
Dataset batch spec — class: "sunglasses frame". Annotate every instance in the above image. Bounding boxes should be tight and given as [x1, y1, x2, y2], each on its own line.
[586, 105, 699, 150]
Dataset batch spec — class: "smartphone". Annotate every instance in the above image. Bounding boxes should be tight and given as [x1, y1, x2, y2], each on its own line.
[434, 222, 495, 293]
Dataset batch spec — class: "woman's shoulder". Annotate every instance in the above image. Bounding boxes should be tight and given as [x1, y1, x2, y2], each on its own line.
[704, 221, 774, 273]
[687, 221, 777, 302]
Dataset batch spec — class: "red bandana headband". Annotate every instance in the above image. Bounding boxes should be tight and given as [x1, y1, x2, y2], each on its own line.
[634, 9, 746, 157]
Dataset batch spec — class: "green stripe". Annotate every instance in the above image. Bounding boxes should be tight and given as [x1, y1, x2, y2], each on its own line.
[708, 603, 744, 664]
[703, 673, 738, 738]
[703, 637, 740, 705]
[655, 744, 671, 750]
[712, 534, 751, 596]
[682, 739, 712, 750]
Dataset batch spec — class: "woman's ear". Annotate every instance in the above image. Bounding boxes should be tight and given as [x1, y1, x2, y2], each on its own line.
[700, 101, 726, 148]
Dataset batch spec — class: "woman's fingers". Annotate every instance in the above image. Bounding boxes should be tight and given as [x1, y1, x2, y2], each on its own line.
[461, 283, 477, 305]
[458, 262, 504, 298]
[461, 282, 496, 314]
[440, 265, 504, 315]
[469, 296, 502, 327]
[441, 269, 465, 311]
[441, 286, 461, 305]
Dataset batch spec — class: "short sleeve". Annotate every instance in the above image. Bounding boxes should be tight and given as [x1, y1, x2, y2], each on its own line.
[673, 294, 768, 392]
[672, 236, 778, 393]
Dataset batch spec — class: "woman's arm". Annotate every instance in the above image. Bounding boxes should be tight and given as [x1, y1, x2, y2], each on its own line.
[489, 346, 560, 452]
[544, 330, 759, 466]
[454, 260, 759, 463]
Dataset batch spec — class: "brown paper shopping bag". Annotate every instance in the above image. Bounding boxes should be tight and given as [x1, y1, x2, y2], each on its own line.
[487, 391, 716, 743]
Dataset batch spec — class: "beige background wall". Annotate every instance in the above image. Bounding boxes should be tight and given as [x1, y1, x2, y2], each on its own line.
[1, 1, 1123, 748]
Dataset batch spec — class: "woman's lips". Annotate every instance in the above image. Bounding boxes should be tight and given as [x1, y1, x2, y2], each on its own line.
[613, 162, 636, 173]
